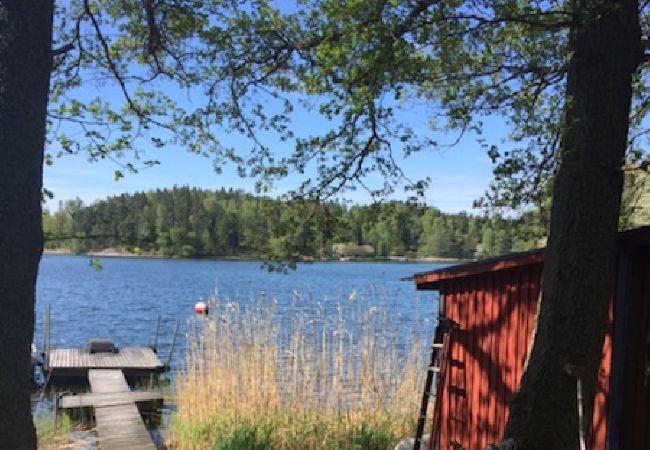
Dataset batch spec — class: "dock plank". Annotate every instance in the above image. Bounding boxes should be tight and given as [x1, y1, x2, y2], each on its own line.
[87, 370, 156, 450]
[94, 403, 155, 450]
[89, 369, 131, 393]
[59, 391, 163, 409]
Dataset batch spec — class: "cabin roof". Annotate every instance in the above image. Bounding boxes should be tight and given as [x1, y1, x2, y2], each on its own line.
[413, 226, 650, 290]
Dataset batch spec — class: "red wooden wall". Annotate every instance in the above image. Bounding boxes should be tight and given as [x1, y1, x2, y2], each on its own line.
[421, 263, 615, 450]
[412, 234, 650, 450]
[434, 263, 545, 449]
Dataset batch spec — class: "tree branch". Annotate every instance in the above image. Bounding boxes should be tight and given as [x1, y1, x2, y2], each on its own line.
[52, 10, 86, 56]
[84, 0, 168, 129]
[142, 0, 162, 56]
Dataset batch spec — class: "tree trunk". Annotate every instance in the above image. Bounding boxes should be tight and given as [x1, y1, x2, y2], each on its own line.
[502, 1, 643, 449]
[0, 1, 53, 448]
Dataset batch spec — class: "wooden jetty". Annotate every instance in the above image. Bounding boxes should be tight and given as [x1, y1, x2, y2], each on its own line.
[45, 346, 165, 384]
[46, 341, 166, 449]
[38, 310, 180, 449]
[57, 369, 160, 449]
[84, 369, 157, 450]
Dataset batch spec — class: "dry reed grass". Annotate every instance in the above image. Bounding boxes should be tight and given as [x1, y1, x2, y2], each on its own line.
[168, 289, 430, 449]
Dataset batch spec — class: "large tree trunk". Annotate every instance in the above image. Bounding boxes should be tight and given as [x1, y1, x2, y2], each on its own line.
[502, 1, 643, 449]
[0, 1, 53, 448]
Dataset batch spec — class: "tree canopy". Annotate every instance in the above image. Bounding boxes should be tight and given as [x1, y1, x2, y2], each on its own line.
[1, 0, 649, 448]
[47, 1, 649, 216]
[47, 1, 648, 209]
[43, 187, 544, 260]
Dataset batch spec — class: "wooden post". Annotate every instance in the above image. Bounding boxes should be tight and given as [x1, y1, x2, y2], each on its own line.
[152, 314, 161, 352]
[44, 304, 51, 368]
[166, 319, 180, 368]
[41, 306, 47, 360]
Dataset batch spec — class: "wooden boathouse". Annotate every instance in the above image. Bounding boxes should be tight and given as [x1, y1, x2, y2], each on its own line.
[413, 226, 650, 450]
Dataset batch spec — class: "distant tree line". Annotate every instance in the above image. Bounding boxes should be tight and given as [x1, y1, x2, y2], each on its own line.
[43, 187, 547, 260]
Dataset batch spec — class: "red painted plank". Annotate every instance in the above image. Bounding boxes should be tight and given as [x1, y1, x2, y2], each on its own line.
[506, 270, 517, 402]
[494, 272, 510, 438]
[473, 278, 483, 449]
[479, 275, 493, 450]
[505, 270, 519, 414]
[466, 276, 479, 450]
[487, 272, 500, 445]
[514, 268, 527, 391]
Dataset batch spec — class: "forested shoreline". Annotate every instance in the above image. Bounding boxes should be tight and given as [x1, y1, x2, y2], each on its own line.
[43, 187, 546, 261]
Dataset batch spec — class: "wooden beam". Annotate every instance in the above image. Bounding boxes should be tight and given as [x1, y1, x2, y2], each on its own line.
[58, 391, 163, 409]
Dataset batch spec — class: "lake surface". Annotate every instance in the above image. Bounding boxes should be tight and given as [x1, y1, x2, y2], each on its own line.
[36, 256, 444, 369]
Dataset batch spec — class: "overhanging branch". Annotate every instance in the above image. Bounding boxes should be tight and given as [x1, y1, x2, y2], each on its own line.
[51, 10, 86, 56]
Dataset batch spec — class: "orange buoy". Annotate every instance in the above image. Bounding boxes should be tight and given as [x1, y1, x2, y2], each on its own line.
[194, 301, 208, 315]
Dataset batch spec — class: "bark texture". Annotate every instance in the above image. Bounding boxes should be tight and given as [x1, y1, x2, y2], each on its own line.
[502, 1, 643, 449]
[0, 1, 53, 448]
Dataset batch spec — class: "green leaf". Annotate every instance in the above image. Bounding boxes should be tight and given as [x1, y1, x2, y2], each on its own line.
[89, 258, 103, 272]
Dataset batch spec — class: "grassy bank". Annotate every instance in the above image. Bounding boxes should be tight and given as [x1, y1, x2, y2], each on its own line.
[168, 292, 429, 449]
[35, 412, 73, 449]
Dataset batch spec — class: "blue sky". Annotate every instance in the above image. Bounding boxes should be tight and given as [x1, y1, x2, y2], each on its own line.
[44, 133, 496, 212]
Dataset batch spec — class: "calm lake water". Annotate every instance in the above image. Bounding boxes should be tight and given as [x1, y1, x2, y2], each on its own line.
[35, 255, 443, 369]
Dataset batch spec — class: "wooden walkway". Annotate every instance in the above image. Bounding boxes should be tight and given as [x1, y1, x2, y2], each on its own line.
[82, 370, 156, 450]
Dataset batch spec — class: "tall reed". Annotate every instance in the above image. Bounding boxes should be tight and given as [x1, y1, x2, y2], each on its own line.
[169, 289, 430, 449]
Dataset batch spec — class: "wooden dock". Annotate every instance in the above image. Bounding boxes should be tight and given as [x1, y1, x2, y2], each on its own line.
[48, 347, 162, 369]
[47, 347, 163, 371]
[46, 341, 166, 449]
[45, 346, 165, 384]
[60, 369, 158, 450]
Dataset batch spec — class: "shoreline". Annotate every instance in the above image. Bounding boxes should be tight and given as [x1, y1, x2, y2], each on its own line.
[42, 248, 470, 264]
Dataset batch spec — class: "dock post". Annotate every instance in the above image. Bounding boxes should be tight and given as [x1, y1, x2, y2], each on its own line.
[43, 304, 51, 367]
[165, 319, 180, 368]
[41, 306, 47, 359]
[152, 314, 161, 352]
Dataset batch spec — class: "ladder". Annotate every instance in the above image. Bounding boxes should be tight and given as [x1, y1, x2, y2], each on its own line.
[414, 318, 453, 450]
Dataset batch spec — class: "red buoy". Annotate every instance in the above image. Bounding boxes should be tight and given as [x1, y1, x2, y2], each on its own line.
[194, 301, 208, 315]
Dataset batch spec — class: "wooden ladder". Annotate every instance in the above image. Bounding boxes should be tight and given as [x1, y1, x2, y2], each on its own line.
[414, 319, 453, 450]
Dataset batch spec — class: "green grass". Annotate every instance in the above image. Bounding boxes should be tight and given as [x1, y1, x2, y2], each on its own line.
[214, 426, 273, 450]
[35, 411, 73, 449]
[171, 415, 406, 450]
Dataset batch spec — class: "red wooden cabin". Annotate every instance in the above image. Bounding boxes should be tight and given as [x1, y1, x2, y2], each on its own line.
[413, 226, 650, 450]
